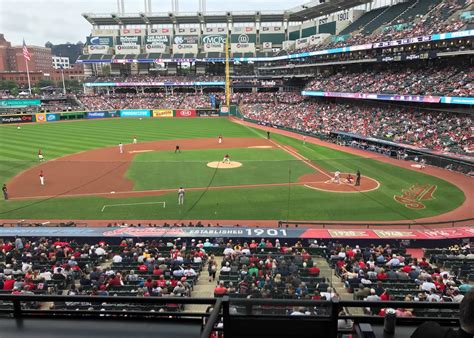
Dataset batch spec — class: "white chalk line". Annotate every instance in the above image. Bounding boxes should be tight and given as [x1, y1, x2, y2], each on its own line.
[101, 201, 166, 212]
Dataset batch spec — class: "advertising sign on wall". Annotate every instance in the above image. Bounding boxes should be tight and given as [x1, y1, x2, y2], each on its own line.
[145, 35, 170, 45]
[152, 109, 173, 117]
[0, 115, 33, 124]
[35, 113, 47, 123]
[116, 36, 142, 45]
[173, 44, 198, 54]
[145, 44, 167, 53]
[203, 43, 224, 52]
[86, 36, 114, 46]
[115, 45, 140, 54]
[173, 35, 199, 44]
[87, 45, 109, 54]
[46, 114, 58, 122]
[120, 110, 151, 118]
[230, 43, 255, 53]
[86, 111, 108, 119]
[0, 99, 41, 108]
[175, 109, 196, 118]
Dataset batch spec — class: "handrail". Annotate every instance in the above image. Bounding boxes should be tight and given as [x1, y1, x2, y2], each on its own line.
[201, 298, 223, 338]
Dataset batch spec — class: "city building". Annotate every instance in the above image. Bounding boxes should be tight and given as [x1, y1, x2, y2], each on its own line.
[52, 56, 70, 69]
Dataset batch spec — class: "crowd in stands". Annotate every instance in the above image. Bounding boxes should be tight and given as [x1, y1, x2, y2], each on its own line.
[78, 92, 215, 110]
[284, 0, 470, 55]
[84, 75, 223, 84]
[305, 64, 473, 97]
[239, 94, 473, 155]
[330, 242, 473, 317]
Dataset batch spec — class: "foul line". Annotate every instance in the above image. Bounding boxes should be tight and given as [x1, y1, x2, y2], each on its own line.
[101, 201, 166, 212]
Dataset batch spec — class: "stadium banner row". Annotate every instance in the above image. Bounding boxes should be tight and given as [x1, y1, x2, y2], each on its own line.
[0, 227, 471, 239]
[0, 113, 59, 124]
[84, 81, 225, 87]
[301, 91, 474, 106]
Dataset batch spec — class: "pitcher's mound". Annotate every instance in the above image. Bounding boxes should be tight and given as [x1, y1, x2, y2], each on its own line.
[207, 161, 242, 169]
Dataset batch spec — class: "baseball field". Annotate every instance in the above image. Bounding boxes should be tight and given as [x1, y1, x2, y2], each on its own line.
[0, 117, 470, 223]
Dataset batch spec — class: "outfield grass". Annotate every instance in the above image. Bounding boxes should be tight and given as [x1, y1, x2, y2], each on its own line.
[126, 148, 314, 190]
[0, 118, 465, 221]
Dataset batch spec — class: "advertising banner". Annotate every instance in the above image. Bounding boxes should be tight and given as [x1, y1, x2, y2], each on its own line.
[145, 35, 170, 45]
[87, 45, 109, 54]
[282, 40, 295, 50]
[116, 36, 142, 45]
[203, 43, 224, 52]
[86, 111, 108, 119]
[309, 33, 330, 46]
[152, 109, 173, 117]
[201, 34, 226, 44]
[175, 109, 196, 118]
[148, 28, 171, 35]
[120, 109, 151, 118]
[115, 45, 140, 54]
[35, 113, 47, 123]
[261, 26, 283, 33]
[262, 42, 272, 50]
[295, 37, 309, 48]
[0, 99, 41, 108]
[145, 43, 167, 53]
[91, 29, 118, 36]
[173, 44, 198, 54]
[176, 27, 200, 35]
[204, 27, 227, 34]
[121, 28, 143, 35]
[230, 32, 257, 44]
[173, 35, 199, 44]
[0, 115, 33, 124]
[197, 109, 219, 117]
[46, 114, 59, 122]
[86, 36, 114, 46]
[230, 43, 256, 53]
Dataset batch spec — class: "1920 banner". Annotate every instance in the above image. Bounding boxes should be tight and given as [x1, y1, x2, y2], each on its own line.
[152, 109, 173, 117]
[175, 109, 196, 118]
[0, 114, 33, 124]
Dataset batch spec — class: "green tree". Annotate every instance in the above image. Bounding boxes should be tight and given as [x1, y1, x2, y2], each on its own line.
[0, 79, 19, 92]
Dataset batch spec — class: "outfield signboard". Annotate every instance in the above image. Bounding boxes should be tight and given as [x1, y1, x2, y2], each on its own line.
[0, 114, 33, 124]
[86, 111, 108, 119]
[119, 109, 151, 118]
[175, 109, 196, 118]
[46, 114, 58, 122]
[152, 109, 173, 117]
[0, 99, 41, 108]
[35, 113, 47, 123]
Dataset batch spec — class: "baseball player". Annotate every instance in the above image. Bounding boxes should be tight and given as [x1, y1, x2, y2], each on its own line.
[346, 174, 354, 184]
[332, 170, 341, 184]
[218, 135, 223, 144]
[119, 143, 123, 154]
[178, 187, 185, 205]
[175, 145, 181, 153]
[303, 135, 306, 145]
[133, 136, 137, 144]
[2, 184, 8, 200]
[420, 158, 426, 169]
[355, 170, 361, 186]
[39, 171, 45, 185]
[222, 154, 231, 164]
[38, 149, 44, 162]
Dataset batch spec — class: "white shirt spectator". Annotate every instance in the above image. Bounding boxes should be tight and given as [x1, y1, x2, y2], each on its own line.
[112, 255, 123, 263]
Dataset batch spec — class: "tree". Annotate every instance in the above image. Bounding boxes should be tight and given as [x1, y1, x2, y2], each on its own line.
[0, 79, 19, 92]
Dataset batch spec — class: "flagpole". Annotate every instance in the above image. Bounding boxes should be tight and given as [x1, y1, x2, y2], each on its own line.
[61, 68, 66, 95]
[25, 56, 32, 95]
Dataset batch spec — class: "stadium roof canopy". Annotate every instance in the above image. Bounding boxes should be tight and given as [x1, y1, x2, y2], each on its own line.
[82, 0, 370, 26]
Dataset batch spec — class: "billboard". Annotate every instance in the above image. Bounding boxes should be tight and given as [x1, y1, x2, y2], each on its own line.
[176, 27, 200, 35]
[0, 115, 33, 124]
[148, 28, 171, 35]
[35, 113, 47, 123]
[145, 35, 170, 45]
[46, 114, 58, 122]
[173, 44, 198, 54]
[87, 45, 109, 54]
[295, 37, 309, 48]
[175, 109, 196, 118]
[0, 99, 40, 108]
[230, 43, 256, 53]
[173, 35, 199, 44]
[115, 45, 140, 54]
[121, 28, 143, 35]
[152, 109, 174, 117]
[204, 27, 227, 34]
[262, 42, 272, 50]
[309, 33, 330, 46]
[203, 43, 224, 52]
[86, 111, 108, 119]
[120, 109, 151, 117]
[116, 36, 142, 45]
[201, 34, 226, 44]
[145, 44, 167, 53]
[86, 36, 114, 46]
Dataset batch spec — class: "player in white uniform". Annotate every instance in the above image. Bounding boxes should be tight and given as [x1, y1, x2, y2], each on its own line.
[119, 143, 123, 154]
[133, 136, 137, 144]
[178, 187, 185, 205]
[332, 170, 341, 184]
[39, 171, 45, 185]
[222, 154, 231, 164]
[38, 149, 44, 162]
[218, 135, 223, 144]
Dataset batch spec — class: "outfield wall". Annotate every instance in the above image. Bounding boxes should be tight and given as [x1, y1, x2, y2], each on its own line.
[0, 107, 237, 124]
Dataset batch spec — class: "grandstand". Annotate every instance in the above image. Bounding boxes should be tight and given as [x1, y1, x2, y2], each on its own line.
[0, 0, 473, 337]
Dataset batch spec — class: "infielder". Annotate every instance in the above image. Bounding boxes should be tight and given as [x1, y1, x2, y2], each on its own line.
[119, 143, 123, 154]
[175, 145, 181, 153]
[332, 170, 341, 184]
[133, 136, 137, 144]
[222, 154, 231, 164]
[178, 187, 185, 205]
[39, 171, 45, 185]
[218, 135, 223, 144]
[38, 149, 44, 162]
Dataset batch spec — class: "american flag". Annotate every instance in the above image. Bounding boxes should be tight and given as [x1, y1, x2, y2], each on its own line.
[22, 39, 31, 61]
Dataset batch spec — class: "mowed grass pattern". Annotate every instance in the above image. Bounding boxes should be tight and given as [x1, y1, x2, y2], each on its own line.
[0, 118, 466, 221]
[126, 148, 314, 190]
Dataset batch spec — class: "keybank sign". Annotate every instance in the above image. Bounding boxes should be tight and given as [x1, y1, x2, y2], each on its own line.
[202, 35, 226, 44]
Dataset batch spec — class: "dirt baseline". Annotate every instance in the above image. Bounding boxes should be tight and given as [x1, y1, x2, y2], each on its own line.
[7, 137, 380, 200]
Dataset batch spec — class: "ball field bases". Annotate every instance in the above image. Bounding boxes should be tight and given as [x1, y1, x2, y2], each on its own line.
[0, 117, 467, 222]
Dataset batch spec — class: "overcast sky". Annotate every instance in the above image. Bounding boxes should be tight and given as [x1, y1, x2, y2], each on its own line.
[0, 0, 305, 46]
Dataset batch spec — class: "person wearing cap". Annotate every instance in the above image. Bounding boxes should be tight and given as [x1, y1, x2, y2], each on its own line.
[365, 288, 381, 302]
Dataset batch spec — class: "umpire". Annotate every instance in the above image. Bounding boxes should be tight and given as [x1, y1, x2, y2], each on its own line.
[355, 170, 361, 186]
[2, 184, 8, 200]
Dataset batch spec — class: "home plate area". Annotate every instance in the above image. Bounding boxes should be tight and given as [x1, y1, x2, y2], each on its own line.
[206, 161, 243, 169]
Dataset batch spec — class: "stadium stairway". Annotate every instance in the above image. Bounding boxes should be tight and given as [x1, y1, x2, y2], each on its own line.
[185, 256, 224, 313]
